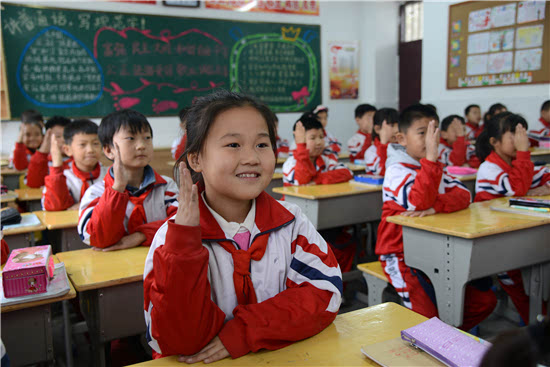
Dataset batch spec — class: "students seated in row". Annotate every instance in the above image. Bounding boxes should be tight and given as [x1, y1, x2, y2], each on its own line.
[27, 115, 72, 188]
[78, 110, 178, 251]
[364, 108, 398, 176]
[377, 104, 496, 331]
[171, 107, 189, 160]
[313, 105, 342, 157]
[528, 100, 550, 146]
[11, 109, 44, 171]
[143, 90, 342, 362]
[42, 119, 108, 211]
[475, 112, 550, 324]
[275, 115, 290, 159]
[464, 104, 482, 141]
[348, 104, 377, 162]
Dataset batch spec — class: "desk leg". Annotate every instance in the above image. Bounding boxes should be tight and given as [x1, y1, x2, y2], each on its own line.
[63, 300, 74, 367]
[522, 262, 550, 324]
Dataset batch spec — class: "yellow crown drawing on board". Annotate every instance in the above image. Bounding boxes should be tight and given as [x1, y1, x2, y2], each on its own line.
[281, 27, 301, 41]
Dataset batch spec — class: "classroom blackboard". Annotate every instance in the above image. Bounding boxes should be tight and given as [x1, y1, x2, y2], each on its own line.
[447, 1, 550, 89]
[1, 3, 321, 118]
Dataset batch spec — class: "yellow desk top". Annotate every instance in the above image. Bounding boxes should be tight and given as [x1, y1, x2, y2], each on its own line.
[0, 160, 8, 167]
[530, 147, 550, 156]
[0, 167, 26, 176]
[33, 210, 79, 230]
[167, 160, 176, 167]
[276, 157, 286, 165]
[2, 212, 46, 236]
[14, 187, 43, 201]
[272, 181, 381, 200]
[346, 163, 366, 172]
[357, 262, 387, 282]
[387, 196, 550, 239]
[1, 255, 77, 313]
[1, 191, 18, 203]
[272, 172, 283, 180]
[339, 152, 350, 159]
[56, 246, 149, 292]
[456, 174, 476, 182]
[128, 302, 427, 366]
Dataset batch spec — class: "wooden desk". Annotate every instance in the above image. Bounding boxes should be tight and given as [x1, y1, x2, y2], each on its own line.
[1, 190, 18, 207]
[2, 255, 77, 366]
[339, 151, 350, 163]
[266, 172, 283, 200]
[272, 182, 382, 230]
[346, 163, 366, 173]
[456, 173, 476, 196]
[2, 212, 46, 249]
[15, 187, 43, 212]
[34, 210, 87, 252]
[387, 196, 550, 326]
[57, 246, 150, 367]
[530, 147, 550, 163]
[128, 302, 427, 366]
[1, 167, 26, 190]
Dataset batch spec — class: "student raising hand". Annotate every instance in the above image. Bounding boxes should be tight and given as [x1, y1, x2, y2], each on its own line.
[514, 123, 529, 152]
[174, 164, 199, 227]
[50, 132, 64, 167]
[425, 119, 440, 162]
[111, 142, 129, 193]
[294, 121, 306, 144]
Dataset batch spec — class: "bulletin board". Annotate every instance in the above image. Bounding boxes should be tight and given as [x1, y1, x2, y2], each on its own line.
[447, 1, 550, 89]
[1, 2, 321, 119]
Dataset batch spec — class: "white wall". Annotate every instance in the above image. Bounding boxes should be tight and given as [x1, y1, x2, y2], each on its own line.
[1, 0, 399, 156]
[422, 0, 550, 128]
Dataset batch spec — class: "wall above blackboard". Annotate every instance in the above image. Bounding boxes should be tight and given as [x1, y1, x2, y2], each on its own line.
[1, 3, 321, 118]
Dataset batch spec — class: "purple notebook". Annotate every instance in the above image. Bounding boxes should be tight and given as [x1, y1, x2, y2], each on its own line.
[401, 317, 491, 367]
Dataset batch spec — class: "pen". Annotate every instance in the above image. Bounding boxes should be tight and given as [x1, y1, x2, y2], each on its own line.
[510, 205, 550, 213]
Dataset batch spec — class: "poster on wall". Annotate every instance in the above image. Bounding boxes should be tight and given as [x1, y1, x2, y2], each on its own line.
[328, 41, 359, 99]
[204, 1, 319, 15]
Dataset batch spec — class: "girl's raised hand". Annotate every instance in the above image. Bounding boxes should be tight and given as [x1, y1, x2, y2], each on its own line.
[39, 129, 53, 154]
[111, 143, 129, 193]
[50, 132, 64, 167]
[425, 120, 440, 162]
[294, 121, 306, 144]
[379, 120, 392, 145]
[175, 163, 200, 227]
[514, 124, 529, 152]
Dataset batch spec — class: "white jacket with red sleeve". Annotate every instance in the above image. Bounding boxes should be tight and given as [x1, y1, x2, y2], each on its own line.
[78, 165, 178, 248]
[364, 138, 389, 176]
[143, 191, 342, 359]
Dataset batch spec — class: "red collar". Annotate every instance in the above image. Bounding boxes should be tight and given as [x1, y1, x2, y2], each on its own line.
[486, 151, 513, 173]
[440, 137, 452, 148]
[465, 122, 480, 131]
[357, 130, 370, 138]
[198, 190, 295, 241]
[103, 166, 167, 192]
[72, 161, 101, 180]
[373, 137, 382, 147]
[540, 117, 550, 129]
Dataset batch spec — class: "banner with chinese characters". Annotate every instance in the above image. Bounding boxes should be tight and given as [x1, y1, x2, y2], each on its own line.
[205, 1, 319, 15]
[328, 41, 359, 99]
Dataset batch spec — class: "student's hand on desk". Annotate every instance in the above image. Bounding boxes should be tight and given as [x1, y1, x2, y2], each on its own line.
[98, 232, 146, 251]
[514, 124, 529, 152]
[68, 203, 80, 211]
[50, 133, 64, 167]
[425, 120, 440, 162]
[294, 121, 306, 144]
[401, 208, 436, 217]
[526, 183, 550, 196]
[174, 163, 199, 227]
[111, 143, 129, 193]
[178, 336, 229, 364]
[38, 129, 53, 154]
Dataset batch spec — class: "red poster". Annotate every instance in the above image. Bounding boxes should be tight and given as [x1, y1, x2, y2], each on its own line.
[205, 1, 319, 15]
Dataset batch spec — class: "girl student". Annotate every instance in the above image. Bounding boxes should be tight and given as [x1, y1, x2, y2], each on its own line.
[475, 112, 550, 324]
[143, 90, 343, 363]
[364, 108, 399, 176]
[11, 110, 44, 170]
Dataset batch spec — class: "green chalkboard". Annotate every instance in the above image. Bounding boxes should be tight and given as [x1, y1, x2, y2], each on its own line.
[1, 3, 321, 118]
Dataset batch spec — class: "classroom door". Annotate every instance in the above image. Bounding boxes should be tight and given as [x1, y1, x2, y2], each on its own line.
[399, 40, 422, 111]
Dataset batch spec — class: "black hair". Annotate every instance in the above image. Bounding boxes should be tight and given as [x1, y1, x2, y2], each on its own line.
[178, 107, 190, 124]
[21, 109, 43, 124]
[355, 104, 377, 119]
[174, 90, 277, 184]
[465, 104, 480, 116]
[293, 112, 323, 132]
[483, 111, 492, 124]
[98, 109, 153, 148]
[475, 112, 528, 162]
[63, 119, 99, 144]
[541, 100, 550, 112]
[372, 108, 399, 141]
[441, 115, 465, 132]
[399, 104, 439, 133]
[488, 103, 507, 116]
[45, 116, 71, 130]
[425, 103, 437, 113]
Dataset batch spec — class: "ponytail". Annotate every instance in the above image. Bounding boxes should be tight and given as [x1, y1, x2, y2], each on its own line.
[476, 128, 492, 162]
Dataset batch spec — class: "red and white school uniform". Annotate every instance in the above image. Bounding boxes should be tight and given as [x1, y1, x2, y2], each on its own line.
[347, 130, 372, 162]
[171, 134, 187, 160]
[276, 135, 290, 159]
[437, 137, 468, 166]
[143, 190, 342, 359]
[364, 138, 388, 176]
[528, 117, 550, 147]
[26, 152, 72, 188]
[42, 162, 108, 211]
[10, 143, 35, 171]
[78, 165, 178, 248]
[377, 144, 496, 330]
[465, 122, 482, 141]
[475, 150, 550, 323]
[282, 143, 352, 186]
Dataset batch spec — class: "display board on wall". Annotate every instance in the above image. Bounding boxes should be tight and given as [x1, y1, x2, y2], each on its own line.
[447, 1, 549, 89]
[1, 2, 321, 119]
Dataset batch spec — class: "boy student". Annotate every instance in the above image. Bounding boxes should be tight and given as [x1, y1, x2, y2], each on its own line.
[528, 100, 550, 146]
[42, 119, 108, 211]
[27, 115, 72, 188]
[347, 104, 377, 162]
[438, 114, 469, 167]
[11, 109, 44, 170]
[377, 104, 496, 330]
[78, 109, 178, 251]
[464, 104, 482, 141]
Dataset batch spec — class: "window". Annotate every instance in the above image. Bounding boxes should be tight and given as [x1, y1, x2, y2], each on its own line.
[401, 2, 423, 43]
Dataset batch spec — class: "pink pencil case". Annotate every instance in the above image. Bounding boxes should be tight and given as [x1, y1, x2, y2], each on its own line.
[446, 166, 478, 176]
[2, 245, 54, 298]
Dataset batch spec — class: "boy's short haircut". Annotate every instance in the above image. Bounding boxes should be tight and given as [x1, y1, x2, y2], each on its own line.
[355, 104, 377, 119]
[464, 104, 480, 116]
[45, 116, 71, 130]
[293, 112, 323, 132]
[425, 103, 437, 113]
[178, 107, 190, 123]
[98, 109, 153, 147]
[21, 109, 43, 124]
[541, 100, 550, 112]
[399, 104, 439, 133]
[441, 115, 465, 132]
[64, 119, 99, 144]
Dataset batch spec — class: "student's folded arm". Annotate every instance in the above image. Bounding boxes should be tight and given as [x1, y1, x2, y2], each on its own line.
[408, 159, 443, 210]
[12, 143, 30, 170]
[144, 221, 226, 356]
[508, 151, 535, 196]
[26, 152, 49, 188]
[433, 185, 471, 213]
[449, 136, 467, 166]
[293, 144, 317, 185]
[314, 165, 353, 185]
[43, 167, 74, 211]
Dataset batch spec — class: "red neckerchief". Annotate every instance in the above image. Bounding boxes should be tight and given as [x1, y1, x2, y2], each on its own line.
[72, 162, 101, 199]
[540, 117, 550, 129]
[485, 151, 513, 173]
[440, 137, 452, 148]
